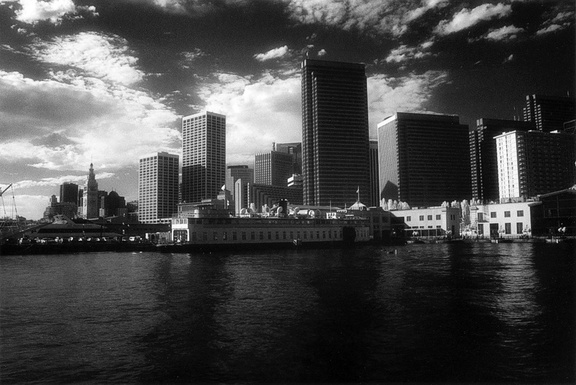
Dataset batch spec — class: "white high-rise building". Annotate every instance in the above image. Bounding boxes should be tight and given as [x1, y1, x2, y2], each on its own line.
[181, 111, 226, 203]
[138, 152, 179, 223]
[495, 131, 521, 201]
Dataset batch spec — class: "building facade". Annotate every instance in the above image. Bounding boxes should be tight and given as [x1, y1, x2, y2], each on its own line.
[377, 112, 471, 208]
[469, 201, 533, 239]
[301, 59, 370, 207]
[495, 130, 576, 201]
[274, 142, 302, 174]
[523, 94, 575, 132]
[181, 111, 226, 203]
[138, 152, 179, 224]
[393, 206, 462, 238]
[225, 165, 254, 215]
[59, 182, 79, 205]
[254, 151, 295, 187]
[369, 140, 379, 207]
[469, 118, 534, 202]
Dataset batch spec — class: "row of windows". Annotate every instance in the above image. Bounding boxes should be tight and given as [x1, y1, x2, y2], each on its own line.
[188, 229, 343, 242]
[406, 214, 442, 221]
[489, 210, 524, 218]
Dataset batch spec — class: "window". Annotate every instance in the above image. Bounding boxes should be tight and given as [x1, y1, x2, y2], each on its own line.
[517, 210, 524, 217]
[516, 223, 523, 234]
[436, 215, 441, 220]
[504, 211, 511, 218]
[490, 212, 497, 218]
[419, 215, 424, 221]
[427, 215, 432, 220]
[478, 213, 484, 221]
[407, 216, 411, 222]
[505, 223, 511, 234]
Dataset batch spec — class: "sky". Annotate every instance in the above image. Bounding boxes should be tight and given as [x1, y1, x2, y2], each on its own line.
[0, 0, 574, 220]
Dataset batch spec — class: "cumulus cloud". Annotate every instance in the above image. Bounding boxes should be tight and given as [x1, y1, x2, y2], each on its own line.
[481, 25, 524, 41]
[536, 10, 574, 36]
[196, 71, 301, 165]
[30, 32, 144, 86]
[367, 71, 449, 137]
[285, 0, 423, 37]
[0, 67, 180, 172]
[405, 0, 449, 22]
[385, 41, 435, 63]
[4, 0, 98, 25]
[254, 45, 290, 62]
[435, 3, 512, 35]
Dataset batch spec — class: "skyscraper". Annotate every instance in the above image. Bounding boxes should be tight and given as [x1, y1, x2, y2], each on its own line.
[138, 152, 179, 223]
[301, 59, 370, 207]
[377, 112, 471, 208]
[59, 182, 78, 205]
[495, 130, 576, 201]
[369, 140, 379, 207]
[226, 165, 254, 215]
[469, 118, 534, 202]
[523, 94, 575, 132]
[254, 151, 295, 187]
[181, 111, 226, 203]
[274, 142, 302, 174]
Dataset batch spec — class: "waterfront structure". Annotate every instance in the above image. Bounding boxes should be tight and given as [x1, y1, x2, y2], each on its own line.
[181, 111, 226, 203]
[530, 186, 576, 236]
[274, 142, 302, 174]
[377, 112, 471, 208]
[225, 165, 254, 215]
[369, 140, 379, 207]
[523, 94, 575, 132]
[254, 151, 295, 187]
[469, 201, 533, 239]
[59, 182, 79, 205]
[301, 59, 370, 207]
[392, 206, 461, 238]
[495, 130, 576, 202]
[138, 152, 179, 224]
[80, 163, 99, 219]
[469, 119, 534, 202]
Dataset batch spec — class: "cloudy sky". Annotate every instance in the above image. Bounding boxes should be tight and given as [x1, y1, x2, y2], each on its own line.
[0, 0, 574, 219]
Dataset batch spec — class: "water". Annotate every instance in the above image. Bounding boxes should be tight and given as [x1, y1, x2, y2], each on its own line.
[1, 242, 574, 383]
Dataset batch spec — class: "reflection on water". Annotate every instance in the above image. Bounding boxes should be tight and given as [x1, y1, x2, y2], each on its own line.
[0, 243, 574, 383]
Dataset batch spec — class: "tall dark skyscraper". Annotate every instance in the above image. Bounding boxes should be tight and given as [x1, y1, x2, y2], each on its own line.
[59, 182, 78, 205]
[469, 118, 534, 202]
[369, 140, 379, 207]
[181, 111, 226, 203]
[301, 59, 370, 207]
[377, 112, 471, 208]
[523, 94, 575, 132]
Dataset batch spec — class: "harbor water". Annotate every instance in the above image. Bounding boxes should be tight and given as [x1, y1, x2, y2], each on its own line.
[1, 242, 574, 383]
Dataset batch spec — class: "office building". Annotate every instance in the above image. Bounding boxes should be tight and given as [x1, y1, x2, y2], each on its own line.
[523, 94, 575, 132]
[255, 151, 295, 187]
[495, 130, 575, 201]
[369, 140, 379, 207]
[181, 111, 226, 203]
[226, 165, 254, 215]
[301, 59, 370, 207]
[59, 182, 79, 205]
[247, 183, 303, 212]
[275, 142, 302, 174]
[469, 118, 534, 202]
[139, 152, 179, 223]
[377, 112, 471, 208]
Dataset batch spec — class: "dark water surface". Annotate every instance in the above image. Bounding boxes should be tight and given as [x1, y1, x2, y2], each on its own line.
[1, 242, 574, 383]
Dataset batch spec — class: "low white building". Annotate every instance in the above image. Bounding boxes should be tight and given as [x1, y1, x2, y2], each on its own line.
[393, 206, 461, 238]
[470, 201, 533, 239]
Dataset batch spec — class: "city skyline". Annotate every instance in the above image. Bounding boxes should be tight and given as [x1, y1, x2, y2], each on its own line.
[0, 0, 574, 219]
